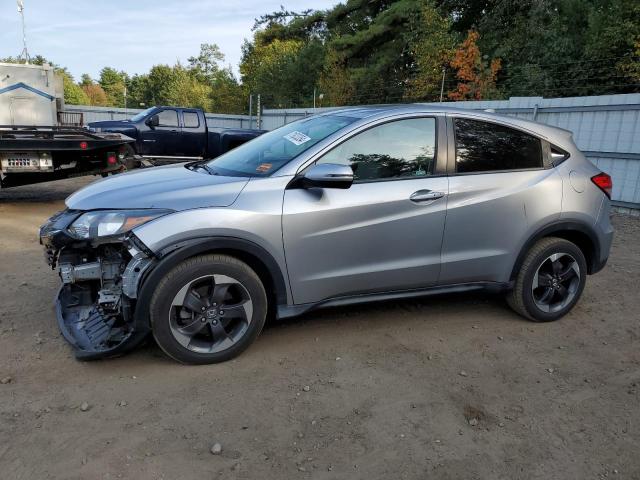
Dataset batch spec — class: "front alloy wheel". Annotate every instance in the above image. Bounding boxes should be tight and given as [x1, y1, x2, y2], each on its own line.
[169, 274, 253, 354]
[150, 254, 267, 364]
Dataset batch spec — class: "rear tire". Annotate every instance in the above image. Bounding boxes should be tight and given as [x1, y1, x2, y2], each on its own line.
[507, 237, 587, 322]
[121, 145, 139, 171]
[150, 254, 268, 364]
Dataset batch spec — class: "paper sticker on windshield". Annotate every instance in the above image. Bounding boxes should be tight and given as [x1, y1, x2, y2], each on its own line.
[284, 131, 311, 146]
[256, 163, 272, 173]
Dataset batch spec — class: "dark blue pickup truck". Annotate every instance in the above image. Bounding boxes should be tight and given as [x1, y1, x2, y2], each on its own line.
[88, 106, 264, 166]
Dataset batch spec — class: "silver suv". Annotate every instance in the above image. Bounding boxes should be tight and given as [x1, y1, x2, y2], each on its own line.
[40, 106, 614, 364]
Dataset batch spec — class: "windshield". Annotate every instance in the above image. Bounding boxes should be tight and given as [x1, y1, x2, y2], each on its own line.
[129, 107, 156, 122]
[206, 114, 358, 177]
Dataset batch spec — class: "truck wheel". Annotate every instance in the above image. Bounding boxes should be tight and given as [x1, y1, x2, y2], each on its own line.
[149, 254, 268, 364]
[122, 145, 139, 171]
[507, 237, 587, 322]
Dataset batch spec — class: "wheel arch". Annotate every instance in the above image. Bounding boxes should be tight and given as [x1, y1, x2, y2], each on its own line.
[124, 142, 138, 155]
[510, 221, 601, 281]
[134, 237, 289, 329]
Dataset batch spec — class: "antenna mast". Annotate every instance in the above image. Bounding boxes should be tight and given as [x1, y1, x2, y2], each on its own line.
[17, 0, 30, 64]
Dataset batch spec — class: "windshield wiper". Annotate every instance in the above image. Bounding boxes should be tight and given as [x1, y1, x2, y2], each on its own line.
[187, 162, 218, 175]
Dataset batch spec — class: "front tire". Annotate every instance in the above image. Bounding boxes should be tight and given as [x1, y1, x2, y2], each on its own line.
[507, 237, 587, 322]
[150, 254, 268, 364]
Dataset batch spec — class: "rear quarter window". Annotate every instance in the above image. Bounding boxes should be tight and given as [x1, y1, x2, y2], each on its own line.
[454, 118, 543, 173]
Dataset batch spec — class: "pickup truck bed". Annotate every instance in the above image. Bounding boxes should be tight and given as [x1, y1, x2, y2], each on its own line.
[206, 127, 267, 159]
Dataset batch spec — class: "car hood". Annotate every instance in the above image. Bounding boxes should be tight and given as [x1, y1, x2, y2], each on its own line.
[66, 163, 250, 211]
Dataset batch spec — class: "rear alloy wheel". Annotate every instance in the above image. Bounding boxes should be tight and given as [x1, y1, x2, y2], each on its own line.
[507, 237, 587, 322]
[531, 253, 581, 313]
[150, 254, 267, 364]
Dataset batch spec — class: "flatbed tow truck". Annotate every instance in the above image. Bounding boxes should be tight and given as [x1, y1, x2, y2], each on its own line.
[0, 125, 134, 188]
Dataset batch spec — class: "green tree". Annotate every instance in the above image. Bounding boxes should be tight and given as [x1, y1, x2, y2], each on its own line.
[59, 69, 90, 105]
[99, 67, 127, 107]
[145, 64, 178, 105]
[125, 74, 151, 108]
[0, 54, 53, 66]
[620, 38, 640, 82]
[326, 0, 428, 103]
[241, 7, 329, 108]
[79, 74, 93, 87]
[188, 43, 225, 79]
[144, 64, 212, 110]
[584, 0, 640, 90]
[318, 48, 354, 106]
[240, 36, 309, 107]
[168, 65, 213, 110]
[466, 0, 640, 97]
[405, 1, 456, 100]
[188, 43, 246, 113]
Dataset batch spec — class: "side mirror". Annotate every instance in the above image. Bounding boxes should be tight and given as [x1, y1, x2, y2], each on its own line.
[301, 163, 354, 189]
[146, 115, 159, 128]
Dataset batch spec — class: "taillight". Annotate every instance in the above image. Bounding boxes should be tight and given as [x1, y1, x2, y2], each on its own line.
[591, 172, 612, 199]
[79, 141, 88, 150]
[107, 152, 117, 165]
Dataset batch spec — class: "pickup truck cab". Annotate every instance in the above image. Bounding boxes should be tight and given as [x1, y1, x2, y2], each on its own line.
[88, 106, 264, 163]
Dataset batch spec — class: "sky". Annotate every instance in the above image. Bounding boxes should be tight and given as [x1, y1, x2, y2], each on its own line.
[0, 0, 337, 81]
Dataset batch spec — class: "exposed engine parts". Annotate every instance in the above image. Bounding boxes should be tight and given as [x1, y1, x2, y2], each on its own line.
[53, 241, 153, 358]
[59, 259, 122, 285]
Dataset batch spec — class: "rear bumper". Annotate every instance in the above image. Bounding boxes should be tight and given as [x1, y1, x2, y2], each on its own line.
[592, 197, 614, 274]
[591, 254, 609, 274]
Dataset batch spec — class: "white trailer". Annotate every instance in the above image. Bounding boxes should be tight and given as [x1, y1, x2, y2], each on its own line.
[0, 62, 63, 126]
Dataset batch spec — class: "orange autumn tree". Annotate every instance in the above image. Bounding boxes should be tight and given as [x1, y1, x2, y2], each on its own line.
[448, 30, 502, 101]
[81, 83, 109, 106]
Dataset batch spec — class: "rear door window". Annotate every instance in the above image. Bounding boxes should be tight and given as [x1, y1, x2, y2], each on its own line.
[454, 118, 543, 173]
[183, 111, 200, 128]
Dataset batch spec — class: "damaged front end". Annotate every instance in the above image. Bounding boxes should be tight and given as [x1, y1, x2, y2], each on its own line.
[40, 209, 159, 360]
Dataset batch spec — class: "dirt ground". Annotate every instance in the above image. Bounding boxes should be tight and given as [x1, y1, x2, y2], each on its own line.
[0, 176, 638, 480]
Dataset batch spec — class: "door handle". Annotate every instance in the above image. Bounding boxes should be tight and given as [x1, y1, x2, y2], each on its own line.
[410, 190, 445, 202]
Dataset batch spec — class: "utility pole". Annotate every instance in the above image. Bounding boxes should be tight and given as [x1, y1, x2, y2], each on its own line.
[124, 85, 127, 116]
[248, 94, 253, 129]
[439, 67, 446, 103]
[313, 87, 316, 110]
[16, 0, 30, 64]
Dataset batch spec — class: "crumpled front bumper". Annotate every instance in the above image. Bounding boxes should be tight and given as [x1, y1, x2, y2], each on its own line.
[40, 210, 153, 360]
[55, 285, 149, 360]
